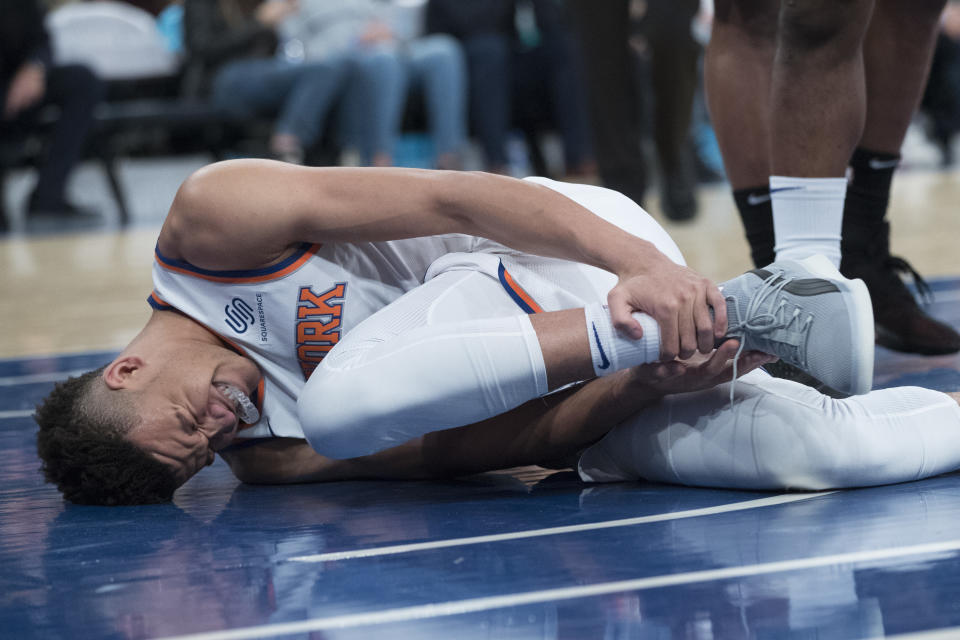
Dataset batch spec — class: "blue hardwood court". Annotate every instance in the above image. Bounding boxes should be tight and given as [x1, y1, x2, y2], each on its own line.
[3, 158, 960, 639]
[3, 278, 960, 640]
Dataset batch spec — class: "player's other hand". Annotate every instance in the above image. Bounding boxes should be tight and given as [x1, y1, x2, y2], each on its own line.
[607, 256, 727, 361]
[626, 340, 775, 396]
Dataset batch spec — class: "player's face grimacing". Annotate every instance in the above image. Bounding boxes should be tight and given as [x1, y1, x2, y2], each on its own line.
[126, 379, 243, 486]
[107, 344, 261, 486]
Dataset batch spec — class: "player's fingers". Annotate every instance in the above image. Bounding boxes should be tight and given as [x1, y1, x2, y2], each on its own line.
[695, 288, 715, 355]
[658, 308, 679, 361]
[706, 283, 728, 340]
[704, 340, 739, 375]
[734, 351, 775, 378]
[677, 296, 698, 361]
[607, 289, 644, 340]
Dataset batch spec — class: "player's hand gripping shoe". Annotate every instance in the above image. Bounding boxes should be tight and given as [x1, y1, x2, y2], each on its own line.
[721, 254, 875, 396]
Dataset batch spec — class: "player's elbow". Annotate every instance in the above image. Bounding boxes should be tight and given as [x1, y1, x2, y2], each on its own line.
[431, 170, 508, 231]
[167, 162, 227, 233]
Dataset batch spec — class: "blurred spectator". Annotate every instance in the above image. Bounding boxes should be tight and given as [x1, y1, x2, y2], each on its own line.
[427, 0, 594, 176]
[121, 0, 174, 16]
[280, 0, 400, 166]
[512, 0, 596, 179]
[427, 0, 515, 172]
[384, 0, 468, 170]
[0, 0, 105, 228]
[157, 1, 185, 56]
[183, 0, 351, 164]
[922, 3, 960, 166]
[48, 1, 180, 85]
[282, 0, 467, 168]
[568, 0, 702, 220]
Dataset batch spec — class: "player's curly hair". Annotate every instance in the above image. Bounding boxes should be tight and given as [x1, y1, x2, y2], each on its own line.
[34, 366, 178, 506]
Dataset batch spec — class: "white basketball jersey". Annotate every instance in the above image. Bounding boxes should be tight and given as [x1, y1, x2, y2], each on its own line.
[148, 177, 678, 443]
[150, 235, 475, 440]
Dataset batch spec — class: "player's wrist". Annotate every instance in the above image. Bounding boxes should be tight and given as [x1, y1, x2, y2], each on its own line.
[599, 238, 661, 279]
[607, 368, 663, 413]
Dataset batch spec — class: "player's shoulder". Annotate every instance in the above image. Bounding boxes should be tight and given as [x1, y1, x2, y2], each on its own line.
[158, 159, 306, 268]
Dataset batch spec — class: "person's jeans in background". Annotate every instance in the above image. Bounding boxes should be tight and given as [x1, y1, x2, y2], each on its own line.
[211, 57, 349, 149]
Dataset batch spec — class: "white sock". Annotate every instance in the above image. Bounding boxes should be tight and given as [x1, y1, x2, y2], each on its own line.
[583, 303, 661, 377]
[770, 176, 847, 267]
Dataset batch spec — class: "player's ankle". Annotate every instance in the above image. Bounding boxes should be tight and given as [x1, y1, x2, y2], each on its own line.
[771, 175, 845, 268]
[583, 303, 660, 376]
[775, 244, 841, 266]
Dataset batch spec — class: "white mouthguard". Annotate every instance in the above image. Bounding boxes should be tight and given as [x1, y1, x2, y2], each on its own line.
[215, 382, 260, 424]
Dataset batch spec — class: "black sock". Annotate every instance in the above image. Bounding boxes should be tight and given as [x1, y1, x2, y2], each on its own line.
[842, 147, 899, 265]
[733, 186, 776, 268]
[846, 147, 898, 220]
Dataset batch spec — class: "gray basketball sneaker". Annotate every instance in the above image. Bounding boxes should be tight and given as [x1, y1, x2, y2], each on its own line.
[720, 254, 875, 396]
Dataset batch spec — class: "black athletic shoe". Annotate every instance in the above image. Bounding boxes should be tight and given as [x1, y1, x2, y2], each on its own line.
[762, 359, 850, 399]
[842, 255, 960, 356]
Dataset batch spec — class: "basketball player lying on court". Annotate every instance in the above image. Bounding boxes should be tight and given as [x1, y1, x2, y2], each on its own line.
[35, 161, 960, 505]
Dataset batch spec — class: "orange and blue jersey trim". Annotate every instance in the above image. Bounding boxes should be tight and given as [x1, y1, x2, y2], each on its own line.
[147, 291, 175, 311]
[154, 242, 321, 284]
[498, 260, 543, 314]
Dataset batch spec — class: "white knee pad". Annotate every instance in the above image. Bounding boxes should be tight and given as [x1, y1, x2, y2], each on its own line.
[298, 272, 549, 459]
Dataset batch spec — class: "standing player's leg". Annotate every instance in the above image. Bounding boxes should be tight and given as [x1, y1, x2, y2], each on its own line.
[841, 0, 960, 355]
[767, 0, 875, 267]
[579, 370, 960, 490]
[705, 0, 779, 267]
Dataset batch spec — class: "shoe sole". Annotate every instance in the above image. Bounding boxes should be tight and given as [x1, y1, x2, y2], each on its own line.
[763, 360, 850, 399]
[795, 254, 875, 395]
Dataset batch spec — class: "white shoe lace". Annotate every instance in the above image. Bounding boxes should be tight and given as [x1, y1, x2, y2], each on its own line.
[725, 271, 813, 403]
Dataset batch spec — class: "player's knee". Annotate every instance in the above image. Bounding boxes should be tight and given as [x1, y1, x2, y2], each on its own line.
[779, 0, 871, 56]
[760, 395, 909, 489]
[751, 400, 846, 489]
[713, 0, 778, 44]
[297, 366, 388, 459]
[299, 357, 429, 460]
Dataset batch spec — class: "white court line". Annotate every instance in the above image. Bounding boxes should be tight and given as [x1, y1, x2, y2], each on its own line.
[289, 492, 835, 563]
[158, 538, 960, 640]
[0, 410, 34, 420]
[874, 628, 960, 640]
[0, 369, 87, 386]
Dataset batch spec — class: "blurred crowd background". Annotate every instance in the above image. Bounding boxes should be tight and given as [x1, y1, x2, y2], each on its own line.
[3, 0, 960, 232]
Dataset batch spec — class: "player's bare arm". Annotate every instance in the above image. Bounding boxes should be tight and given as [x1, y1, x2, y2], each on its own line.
[159, 160, 726, 358]
[221, 341, 772, 485]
